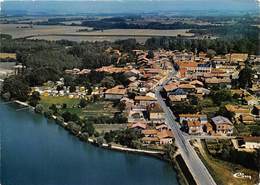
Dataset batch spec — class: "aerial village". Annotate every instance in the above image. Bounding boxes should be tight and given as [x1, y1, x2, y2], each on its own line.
[2, 48, 260, 152]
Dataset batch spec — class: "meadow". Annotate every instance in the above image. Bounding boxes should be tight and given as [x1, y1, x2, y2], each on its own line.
[0, 23, 194, 43]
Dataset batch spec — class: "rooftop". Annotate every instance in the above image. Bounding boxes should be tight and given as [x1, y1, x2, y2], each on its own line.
[142, 129, 159, 135]
[105, 86, 127, 95]
[211, 116, 232, 125]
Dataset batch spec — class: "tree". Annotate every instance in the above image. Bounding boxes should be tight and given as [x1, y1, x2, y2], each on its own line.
[180, 120, 189, 133]
[79, 98, 88, 108]
[56, 85, 63, 92]
[2, 92, 11, 101]
[82, 122, 95, 136]
[69, 85, 76, 93]
[164, 143, 177, 160]
[217, 105, 235, 121]
[210, 90, 232, 105]
[198, 98, 214, 108]
[238, 66, 253, 88]
[2, 76, 30, 101]
[35, 104, 44, 114]
[49, 104, 58, 114]
[62, 103, 67, 109]
[147, 50, 154, 59]
[104, 132, 114, 143]
[101, 76, 116, 88]
[206, 49, 216, 58]
[28, 91, 41, 107]
[62, 111, 80, 123]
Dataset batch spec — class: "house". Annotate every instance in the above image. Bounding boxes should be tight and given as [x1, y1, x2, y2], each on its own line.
[130, 122, 147, 130]
[177, 83, 196, 93]
[212, 56, 227, 65]
[168, 94, 188, 104]
[142, 129, 159, 137]
[244, 96, 259, 106]
[128, 110, 146, 123]
[196, 87, 211, 96]
[187, 121, 203, 135]
[225, 104, 251, 119]
[141, 137, 160, 145]
[156, 124, 170, 131]
[104, 85, 127, 100]
[225, 53, 248, 63]
[120, 97, 134, 111]
[149, 103, 165, 123]
[179, 114, 208, 124]
[179, 114, 208, 135]
[163, 82, 179, 95]
[157, 130, 174, 145]
[190, 80, 204, 87]
[134, 95, 157, 106]
[242, 137, 260, 149]
[240, 114, 255, 124]
[169, 88, 189, 97]
[211, 116, 233, 135]
[205, 77, 231, 88]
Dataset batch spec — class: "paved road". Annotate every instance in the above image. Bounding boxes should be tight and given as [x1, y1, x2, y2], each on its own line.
[155, 70, 217, 185]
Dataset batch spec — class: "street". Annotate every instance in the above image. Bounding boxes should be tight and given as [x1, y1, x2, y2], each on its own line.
[155, 70, 217, 185]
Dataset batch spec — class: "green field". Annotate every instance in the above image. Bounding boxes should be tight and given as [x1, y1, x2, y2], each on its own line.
[40, 96, 119, 118]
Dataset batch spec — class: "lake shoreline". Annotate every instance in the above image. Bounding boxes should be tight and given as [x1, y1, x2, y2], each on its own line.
[11, 99, 189, 185]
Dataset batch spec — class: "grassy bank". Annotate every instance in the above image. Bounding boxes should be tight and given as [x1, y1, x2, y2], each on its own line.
[174, 154, 196, 185]
[195, 140, 258, 185]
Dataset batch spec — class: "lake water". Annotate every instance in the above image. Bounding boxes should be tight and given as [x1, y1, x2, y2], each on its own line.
[0, 102, 179, 185]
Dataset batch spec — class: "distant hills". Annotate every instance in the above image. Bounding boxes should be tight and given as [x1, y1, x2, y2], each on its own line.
[1, 0, 259, 16]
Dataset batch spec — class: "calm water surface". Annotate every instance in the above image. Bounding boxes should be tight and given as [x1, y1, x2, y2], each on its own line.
[0, 102, 179, 185]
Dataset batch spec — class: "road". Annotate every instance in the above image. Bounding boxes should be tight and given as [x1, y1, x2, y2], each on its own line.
[155, 70, 217, 185]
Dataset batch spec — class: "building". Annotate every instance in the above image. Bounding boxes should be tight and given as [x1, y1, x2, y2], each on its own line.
[157, 130, 174, 145]
[130, 122, 147, 130]
[242, 137, 260, 149]
[156, 124, 170, 131]
[149, 103, 165, 123]
[142, 129, 159, 137]
[104, 86, 127, 100]
[134, 95, 157, 106]
[128, 110, 146, 123]
[187, 121, 203, 135]
[244, 96, 259, 106]
[225, 53, 248, 63]
[211, 116, 233, 135]
[179, 114, 208, 124]
[225, 104, 251, 119]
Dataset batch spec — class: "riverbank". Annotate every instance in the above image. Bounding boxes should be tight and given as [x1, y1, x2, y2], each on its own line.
[12, 99, 189, 185]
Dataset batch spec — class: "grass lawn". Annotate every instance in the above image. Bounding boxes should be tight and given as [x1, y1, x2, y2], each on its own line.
[40, 96, 119, 118]
[94, 124, 126, 134]
[40, 96, 80, 109]
[195, 140, 258, 185]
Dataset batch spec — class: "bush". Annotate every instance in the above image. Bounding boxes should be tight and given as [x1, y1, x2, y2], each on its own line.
[56, 116, 64, 125]
[35, 104, 44, 114]
[44, 110, 53, 119]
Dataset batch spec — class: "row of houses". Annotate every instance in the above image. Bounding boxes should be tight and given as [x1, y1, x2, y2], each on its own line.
[165, 52, 259, 136]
